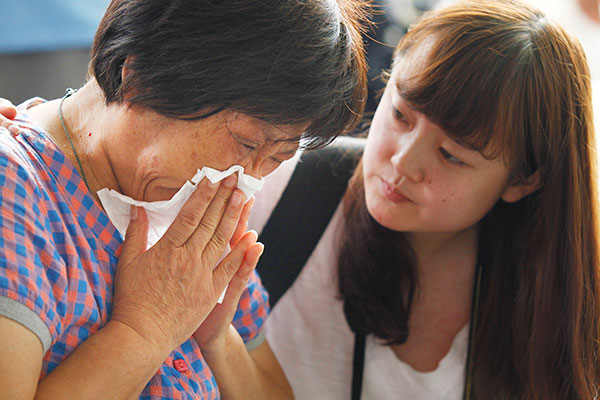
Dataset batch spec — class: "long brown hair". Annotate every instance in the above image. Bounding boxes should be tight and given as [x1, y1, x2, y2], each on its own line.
[338, 1, 600, 398]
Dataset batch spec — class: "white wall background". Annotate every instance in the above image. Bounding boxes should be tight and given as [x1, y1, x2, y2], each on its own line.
[526, 0, 600, 81]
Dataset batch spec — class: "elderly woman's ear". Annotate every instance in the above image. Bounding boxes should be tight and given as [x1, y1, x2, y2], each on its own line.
[120, 56, 138, 102]
[0, 98, 19, 136]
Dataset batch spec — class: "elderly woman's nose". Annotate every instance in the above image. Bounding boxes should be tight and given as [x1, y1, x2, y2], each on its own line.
[240, 146, 288, 178]
[244, 161, 276, 179]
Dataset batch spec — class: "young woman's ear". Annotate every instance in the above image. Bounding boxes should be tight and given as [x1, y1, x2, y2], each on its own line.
[501, 171, 541, 203]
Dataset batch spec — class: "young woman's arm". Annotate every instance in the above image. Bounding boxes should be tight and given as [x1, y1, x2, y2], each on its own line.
[200, 329, 293, 400]
[192, 227, 293, 400]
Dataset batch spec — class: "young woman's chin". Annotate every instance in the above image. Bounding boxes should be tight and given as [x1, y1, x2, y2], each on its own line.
[365, 196, 405, 232]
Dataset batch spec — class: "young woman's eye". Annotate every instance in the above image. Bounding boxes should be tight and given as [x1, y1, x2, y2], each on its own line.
[393, 108, 408, 123]
[440, 148, 463, 165]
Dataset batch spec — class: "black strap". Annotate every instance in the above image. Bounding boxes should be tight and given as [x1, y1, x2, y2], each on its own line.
[257, 137, 365, 309]
[351, 334, 366, 400]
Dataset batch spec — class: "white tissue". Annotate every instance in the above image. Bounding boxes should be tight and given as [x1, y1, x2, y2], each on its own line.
[97, 166, 263, 304]
[97, 165, 263, 249]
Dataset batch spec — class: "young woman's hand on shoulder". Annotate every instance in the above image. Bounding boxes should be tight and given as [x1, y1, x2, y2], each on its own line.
[0, 98, 20, 135]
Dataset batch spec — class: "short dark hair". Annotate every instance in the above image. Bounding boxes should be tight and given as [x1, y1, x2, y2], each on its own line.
[91, 0, 369, 148]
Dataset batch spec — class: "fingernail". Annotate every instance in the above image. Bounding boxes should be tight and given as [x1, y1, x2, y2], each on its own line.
[248, 230, 258, 241]
[230, 191, 243, 206]
[130, 205, 138, 220]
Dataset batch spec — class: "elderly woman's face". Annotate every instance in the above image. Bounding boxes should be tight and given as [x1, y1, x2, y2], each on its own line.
[110, 108, 304, 202]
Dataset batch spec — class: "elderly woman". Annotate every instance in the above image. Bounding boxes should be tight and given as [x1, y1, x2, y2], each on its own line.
[0, 0, 368, 398]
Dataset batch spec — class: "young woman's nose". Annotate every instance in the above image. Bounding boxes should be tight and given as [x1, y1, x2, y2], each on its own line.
[390, 132, 426, 183]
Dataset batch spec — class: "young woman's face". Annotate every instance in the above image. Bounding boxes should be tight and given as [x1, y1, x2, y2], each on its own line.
[362, 47, 516, 234]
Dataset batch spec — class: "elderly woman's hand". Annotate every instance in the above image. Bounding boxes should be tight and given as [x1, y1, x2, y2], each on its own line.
[192, 228, 263, 353]
[111, 174, 255, 353]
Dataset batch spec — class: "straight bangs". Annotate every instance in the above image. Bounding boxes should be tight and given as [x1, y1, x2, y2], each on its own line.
[391, 1, 548, 178]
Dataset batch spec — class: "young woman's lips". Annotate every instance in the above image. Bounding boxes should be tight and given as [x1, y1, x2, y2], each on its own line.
[381, 178, 411, 203]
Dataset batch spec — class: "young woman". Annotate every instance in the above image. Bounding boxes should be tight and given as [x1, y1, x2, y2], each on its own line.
[249, 0, 600, 398]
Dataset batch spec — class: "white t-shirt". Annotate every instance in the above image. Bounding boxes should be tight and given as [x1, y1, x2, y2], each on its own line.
[248, 152, 468, 400]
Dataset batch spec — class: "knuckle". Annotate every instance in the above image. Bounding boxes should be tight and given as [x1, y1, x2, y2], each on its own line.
[202, 243, 226, 266]
[177, 208, 201, 231]
[196, 216, 217, 237]
[202, 211, 221, 230]
[224, 202, 242, 219]
[211, 229, 230, 251]
[220, 259, 239, 277]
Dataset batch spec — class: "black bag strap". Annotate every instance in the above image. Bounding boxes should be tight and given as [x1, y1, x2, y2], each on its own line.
[351, 334, 366, 400]
[257, 137, 365, 309]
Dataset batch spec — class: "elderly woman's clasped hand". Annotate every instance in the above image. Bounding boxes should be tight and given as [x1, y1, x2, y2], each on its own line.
[111, 174, 262, 354]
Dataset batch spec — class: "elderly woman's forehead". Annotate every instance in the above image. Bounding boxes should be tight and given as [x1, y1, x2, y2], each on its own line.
[228, 111, 307, 142]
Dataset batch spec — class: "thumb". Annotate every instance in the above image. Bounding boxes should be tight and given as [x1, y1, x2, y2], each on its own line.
[119, 206, 149, 265]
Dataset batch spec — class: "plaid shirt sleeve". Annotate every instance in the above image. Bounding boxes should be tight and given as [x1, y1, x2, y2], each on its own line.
[0, 137, 67, 345]
[231, 270, 269, 345]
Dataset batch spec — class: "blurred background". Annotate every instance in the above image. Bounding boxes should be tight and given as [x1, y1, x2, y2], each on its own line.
[0, 0, 598, 110]
[0, 0, 109, 103]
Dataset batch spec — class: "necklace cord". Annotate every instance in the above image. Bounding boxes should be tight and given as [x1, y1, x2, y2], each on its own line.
[59, 88, 92, 193]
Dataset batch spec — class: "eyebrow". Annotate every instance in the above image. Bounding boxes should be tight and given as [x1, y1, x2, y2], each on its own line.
[395, 78, 406, 94]
[393, 82, 418, 112]
[391, 82, 480, 153]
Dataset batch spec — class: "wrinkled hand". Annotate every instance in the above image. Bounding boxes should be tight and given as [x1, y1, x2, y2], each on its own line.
[192, 229, 263, 353]
[193, 195, 262, 352]
[111, 174, 255, 353]
[0, 98, 20, 135]
[229, 196, 255, 248]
